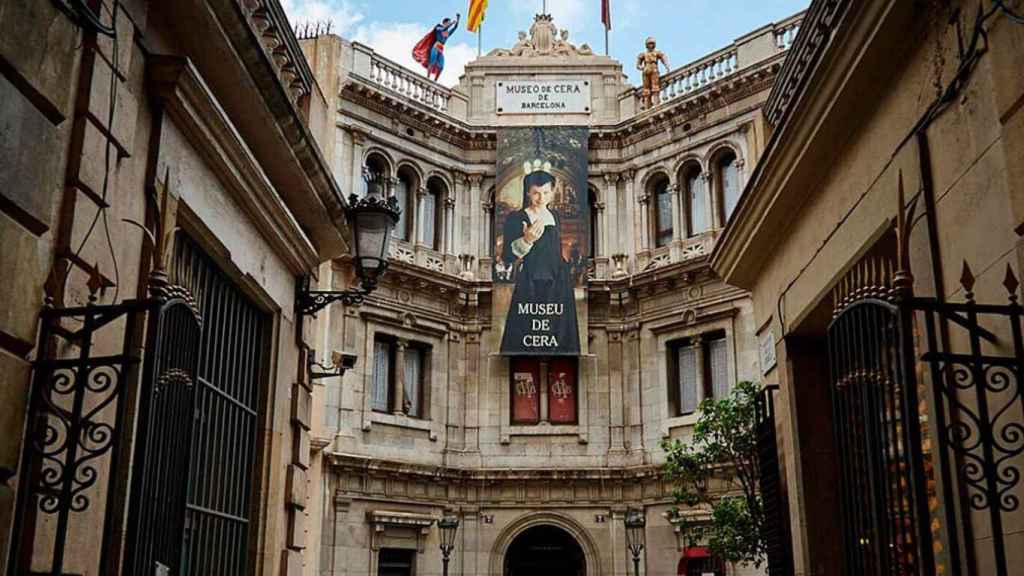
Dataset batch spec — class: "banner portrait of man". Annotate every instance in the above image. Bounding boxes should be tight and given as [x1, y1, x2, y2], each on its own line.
[494, 127, 589, 356]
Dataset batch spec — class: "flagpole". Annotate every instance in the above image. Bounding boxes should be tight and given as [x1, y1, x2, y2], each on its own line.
[605, 25, 609, 56]
[478, 23, 482, 57]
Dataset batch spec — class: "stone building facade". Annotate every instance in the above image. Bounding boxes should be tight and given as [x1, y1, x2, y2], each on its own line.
[1, 0, 343, 574]
[714, 0, 1024, 575]
[301, 11, 803, 576]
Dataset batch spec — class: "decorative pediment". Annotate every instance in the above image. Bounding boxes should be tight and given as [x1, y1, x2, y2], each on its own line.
[485, 14, 595, 58]
[367, 510, 436, 552]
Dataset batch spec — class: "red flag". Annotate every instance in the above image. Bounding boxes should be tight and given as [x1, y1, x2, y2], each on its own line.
[601, 0, 611, 30]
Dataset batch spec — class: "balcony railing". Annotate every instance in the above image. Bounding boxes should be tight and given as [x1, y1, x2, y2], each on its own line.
[369, 53, 453, 112]
[347, 42, 469, 119]
[624, 11, 804, 117]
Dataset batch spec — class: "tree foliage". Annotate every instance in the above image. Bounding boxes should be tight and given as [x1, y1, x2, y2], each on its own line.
[660, 380, 766, 567]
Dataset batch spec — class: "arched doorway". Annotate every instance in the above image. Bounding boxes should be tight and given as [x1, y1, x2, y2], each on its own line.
[504, 524, 586, 576]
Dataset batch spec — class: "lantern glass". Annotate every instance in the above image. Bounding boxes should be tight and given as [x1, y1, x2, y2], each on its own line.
[624, 508, 646, 555]
[438, 514, 460, 553]
[352, 206, 393, 282]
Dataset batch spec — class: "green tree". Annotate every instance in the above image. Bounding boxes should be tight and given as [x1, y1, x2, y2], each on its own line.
[660, 380, 766, 568]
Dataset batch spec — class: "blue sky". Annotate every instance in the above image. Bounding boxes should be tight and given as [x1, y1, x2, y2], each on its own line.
[282, 0, 809, 87]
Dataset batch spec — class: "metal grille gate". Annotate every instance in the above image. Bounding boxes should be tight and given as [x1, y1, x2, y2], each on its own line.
[755, 385, 793, 576]
[127, 232, 268, 574]
[827, 296, 934, 576]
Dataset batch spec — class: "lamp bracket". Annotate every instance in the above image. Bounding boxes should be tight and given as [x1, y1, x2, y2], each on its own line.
[296, 275, 376, 318]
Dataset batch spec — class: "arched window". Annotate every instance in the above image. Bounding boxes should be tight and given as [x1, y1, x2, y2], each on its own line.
[715, 149, 740, 224]
[394, 166, 418, 242]
[682, 164, 708, 237]
[363, 152, 390, 197]
[588, 186, 599, 257]
[653, 175, 673, 248]
[422, 176, 446, 250]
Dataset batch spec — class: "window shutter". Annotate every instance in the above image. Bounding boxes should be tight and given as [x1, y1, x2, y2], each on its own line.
[709, 337, 729, 400]
[404, 347, 421, 417]
[372, 341, 390, 411]
[679, 346, 699, 414]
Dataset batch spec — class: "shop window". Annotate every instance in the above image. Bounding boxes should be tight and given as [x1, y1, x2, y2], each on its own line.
[511, 357, 578, 425]
[372, 336, 430, 418]
[668, 331, 730, 417]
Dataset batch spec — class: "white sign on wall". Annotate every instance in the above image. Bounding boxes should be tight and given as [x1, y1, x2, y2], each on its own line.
[759, 330, 777, 376]
[496, 80, 592, 115]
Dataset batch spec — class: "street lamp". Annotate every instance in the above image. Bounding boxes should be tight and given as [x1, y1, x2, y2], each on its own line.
[297, 167, 401, 317]
[624, 507, 646, 576]
[438, 513, 460, 576]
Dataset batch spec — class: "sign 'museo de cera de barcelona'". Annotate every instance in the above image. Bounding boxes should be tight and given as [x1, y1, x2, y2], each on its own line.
[494, 127, 588, 356]
[497, 80, 591, 115]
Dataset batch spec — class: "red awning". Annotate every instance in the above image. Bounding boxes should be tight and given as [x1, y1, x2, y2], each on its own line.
[683, 546, 710, 558]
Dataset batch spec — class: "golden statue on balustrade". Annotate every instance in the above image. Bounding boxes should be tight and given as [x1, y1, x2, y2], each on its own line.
[637, 37, 670, 110]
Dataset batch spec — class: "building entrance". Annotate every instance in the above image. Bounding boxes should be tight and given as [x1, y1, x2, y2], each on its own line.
[503, 524, 586, 576]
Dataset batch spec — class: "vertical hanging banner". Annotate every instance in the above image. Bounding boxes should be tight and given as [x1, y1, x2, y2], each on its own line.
[494, 127, 589, 356]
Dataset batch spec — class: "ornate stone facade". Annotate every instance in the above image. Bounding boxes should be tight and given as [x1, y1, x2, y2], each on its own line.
[301, 10, 803, 576]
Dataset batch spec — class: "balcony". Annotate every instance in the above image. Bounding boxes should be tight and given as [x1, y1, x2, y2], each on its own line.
[621, 11, 803, 118]
[347, 42, 470, 121]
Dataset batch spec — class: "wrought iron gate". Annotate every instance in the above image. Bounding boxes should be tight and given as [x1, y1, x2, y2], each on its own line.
[127, 232, 268, 574]
[827, 294, 935, 576]
[755, 385, 793, 576]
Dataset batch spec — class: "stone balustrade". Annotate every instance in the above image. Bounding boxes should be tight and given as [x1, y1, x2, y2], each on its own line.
[625, 11, 804, 117]
[369, 53, 453, 112]
[658, 49, 740, 104]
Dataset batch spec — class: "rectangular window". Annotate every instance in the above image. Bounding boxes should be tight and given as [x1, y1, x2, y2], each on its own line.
[669, 331, 730, 417]
[422, 192, 436, 249]
[678, 345, 699, 415]
[403, 346, 423, 418]
[547, 357, 578, 424]
[372, 337, 430, 418]
[707, 335, 729, 400]
[511, 357, 541, 424]
[372, 339, 392, 412]
[394, 178, 409, 241]
[511, 357, 578, 424]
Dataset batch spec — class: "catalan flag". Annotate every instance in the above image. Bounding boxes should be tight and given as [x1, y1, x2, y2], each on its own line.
[467, 0, 488, 33]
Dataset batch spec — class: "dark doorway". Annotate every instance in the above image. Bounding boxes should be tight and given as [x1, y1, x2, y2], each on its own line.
[504, 524, 586, 576]
[378, 548, 416, 576]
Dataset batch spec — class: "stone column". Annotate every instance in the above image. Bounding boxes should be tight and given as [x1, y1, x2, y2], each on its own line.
[669, 182, 682, 243]
[445, 194, 457, 256]
[704, 171, 719, 230]
[394, 339, 407, 415]
[593, 201, 606, 258]
[416, 187, 428, 246]
[481, 196, 495, 258]
[638, 193, 651, 251]
[603, 173, 619, 256]
[348, 127, 367, 197]
[467, 173, 484, 259]
[623, 169, 637, 259]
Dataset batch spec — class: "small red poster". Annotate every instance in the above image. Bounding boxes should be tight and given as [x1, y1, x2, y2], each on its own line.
[547, 358, 577, 423]
[511, 358, 540, 423]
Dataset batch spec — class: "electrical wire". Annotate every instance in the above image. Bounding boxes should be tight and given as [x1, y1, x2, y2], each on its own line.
[994, 0, 1024, 24]
[62, 0, 122, 304]
[774, 1, 1002, 335]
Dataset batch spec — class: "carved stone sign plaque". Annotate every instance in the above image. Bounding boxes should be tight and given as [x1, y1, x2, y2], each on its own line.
[496, 80, 592, 115]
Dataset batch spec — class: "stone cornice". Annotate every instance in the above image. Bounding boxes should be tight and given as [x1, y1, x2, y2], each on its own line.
[339, 53, 785, 155]
[327, 452, 663, 482]
[205, 0, 349, 261]
[712, 0, 908, 289]
[147, 56, 319, 274]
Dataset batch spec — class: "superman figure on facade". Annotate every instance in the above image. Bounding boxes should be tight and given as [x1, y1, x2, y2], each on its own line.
[413, 13, 460, 82]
